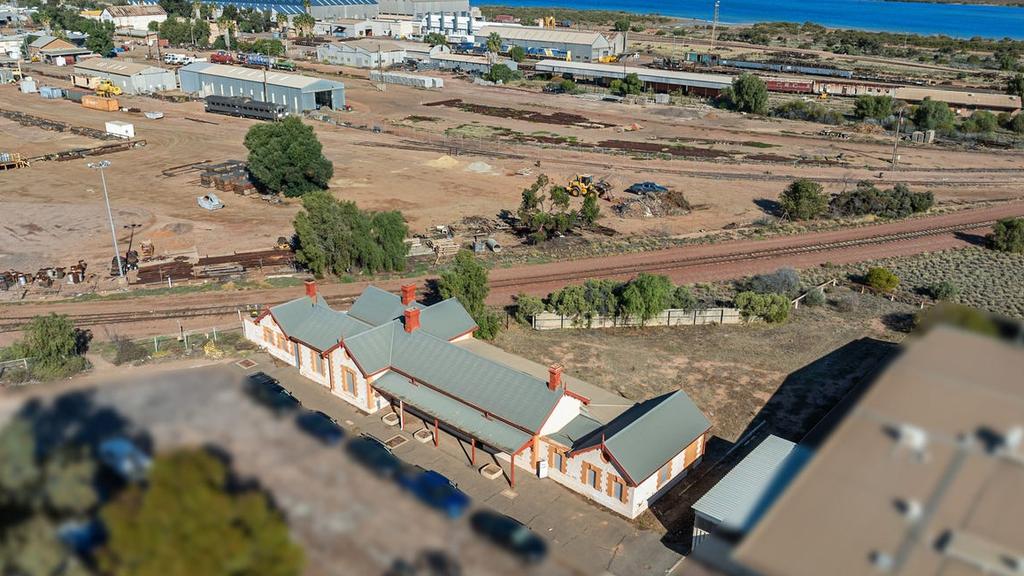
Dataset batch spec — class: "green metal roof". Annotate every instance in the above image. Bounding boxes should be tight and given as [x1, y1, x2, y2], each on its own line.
[347, 285, 421, 326]
[269, 295, 372, 352]
[547, 413, 604, 449]
[574, 390, 710, 484]
[419, 298, 477, 340]
[692, 435, 811, 532]
[344, 322, 562, 433]
[373, 371, 532, 453]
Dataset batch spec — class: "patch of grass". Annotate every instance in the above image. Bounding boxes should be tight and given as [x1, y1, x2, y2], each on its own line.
[69, 283, 223, 303]
[264, 276, 306, 288]
[740, 140, 780, 148]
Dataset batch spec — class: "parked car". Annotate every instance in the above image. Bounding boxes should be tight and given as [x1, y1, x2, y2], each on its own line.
[210, 50, 234, 64]
[245, 372, 300, 415]
[346, 435, 401, 478]
[98, 437, 151, 483]
[626, 181, 669, 194]
[404, 470, 470, 519]
[396, 462, 427, 489]
[469, 511, 548, 564]
[295, 410, 344, 445]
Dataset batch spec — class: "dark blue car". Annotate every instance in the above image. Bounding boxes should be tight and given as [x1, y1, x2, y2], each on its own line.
[295, 410, 345, 445]
[405, 470, 470, 519]
[626, 182, 669, 194]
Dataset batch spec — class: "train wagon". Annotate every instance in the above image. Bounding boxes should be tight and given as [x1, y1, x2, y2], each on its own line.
[205, 96, 287, 121]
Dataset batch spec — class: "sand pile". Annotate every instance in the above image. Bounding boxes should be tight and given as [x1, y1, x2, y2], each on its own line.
[425, 155, 460, 169]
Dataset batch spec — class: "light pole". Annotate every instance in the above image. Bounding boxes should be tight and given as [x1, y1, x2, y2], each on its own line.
[88, 160, 124, 279]
[891, 106, 906, 170]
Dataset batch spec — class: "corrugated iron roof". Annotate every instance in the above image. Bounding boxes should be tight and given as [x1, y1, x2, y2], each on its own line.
[347, 285, 422, 326]
[573, 390, 711, 483]
[103, 5, 166, 17]
[74, 58, 167, 76]
[269, 294, 372, 351]
[548, 413, 604, 448]
[478, 25, 606, 46]
[534, 59, 734, 90]
[692, 435, 810, 532]
[179, 62, 345, 91]
[373, 371, 532, 453]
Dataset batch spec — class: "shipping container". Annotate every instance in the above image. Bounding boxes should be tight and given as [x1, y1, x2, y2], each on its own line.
[82, 95, 119, 111]
[40, 86, 65, 99]
[105, 121, 135, 139]
[65, 90, 87, 103]
[765, 79, 814, 94]
[19, 79, 37, 93]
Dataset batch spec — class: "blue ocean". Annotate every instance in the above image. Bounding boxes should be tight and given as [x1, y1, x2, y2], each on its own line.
[484, 0, 1024, 40]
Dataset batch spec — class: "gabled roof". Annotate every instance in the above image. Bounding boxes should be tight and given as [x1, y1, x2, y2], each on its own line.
[347, 285, 421, 326]
[344, 320, 562, 433]
[269, 294, 372, 352]
[418, 297, 476, 340]
[179, 62, 345, 91]
[29, 35, 60, 48]
[547, 413, 603, 448]
[692, 435, 811, 533]
[74, 57, 167, 76]
[103, 4, 166, 17]
[572, 390, 710, 484]
[478, 25, 608, 47]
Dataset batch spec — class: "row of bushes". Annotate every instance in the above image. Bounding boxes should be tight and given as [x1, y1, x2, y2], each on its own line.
[515, 274, 697, 326]
[779, 179, 934, 221]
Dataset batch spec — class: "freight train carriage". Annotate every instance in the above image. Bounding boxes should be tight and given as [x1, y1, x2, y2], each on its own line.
[205, 96, 287, 121]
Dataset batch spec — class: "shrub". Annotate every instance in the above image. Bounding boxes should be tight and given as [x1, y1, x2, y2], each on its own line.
[245, 117, 333, 198]
[987, 217, 1024, 253]
[112, 336, 149, 365]
[514, 293, 545, 325]
[743, 268, 801, 297]
[865, 267, 900, 292]
[671, 286, 697, 310]
[830, 181, 933, 219]
[853, 95, 893, 120]
[1008, 113, 1024, 134]
[927, 281, 958, 301]
[803, 287, 826, 306]
[485, 63, 519, 83]
[735, 291, 790, 323]
[961, 110, 998, 133]
[772, 99, 843, 124]
[779, 179, 827, 220]
[913, 98, 956, 131]
[508, 45, 525, 62]
[832, 292, 857, 312]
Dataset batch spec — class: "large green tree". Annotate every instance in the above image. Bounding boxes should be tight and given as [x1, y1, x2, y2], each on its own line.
[5, 314, 88, 380]
[728, 73, 768, 114]
[913, 98, 956, 131]
[292, 191, 408, 276]
[245, 117, 333, 198]
[610, 72, 642, 96]
[618, 273, 674, 324]
[437, 251, 500, 339]
[423, 32, 447, 47]
[779, 179, 827, 220]
[853, 95, 893, 120]
[1008, 73, 1024, 101]
[98, 449, 304, 576]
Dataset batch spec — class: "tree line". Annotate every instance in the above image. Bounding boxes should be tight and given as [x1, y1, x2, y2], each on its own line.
[779, 179, 934, 221]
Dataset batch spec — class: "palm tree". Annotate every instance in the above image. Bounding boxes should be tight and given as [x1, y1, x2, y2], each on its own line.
[486, 32, 502, 54]
[276, 12, 288, 34]
[303, 0, 311, 14]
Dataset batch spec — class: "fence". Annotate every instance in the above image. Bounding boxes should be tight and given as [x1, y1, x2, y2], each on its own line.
[0, 357, 30, 380]
[531, 307, 742, 330]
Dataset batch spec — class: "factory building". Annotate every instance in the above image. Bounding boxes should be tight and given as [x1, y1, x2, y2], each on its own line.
[130, 0, 378, 19]
[316, 38, 413, 68]
[178, 62, 345, 113]
[379, 0, 470, 16]
[476, 26, 624, 62]
[315, 14, 420, 39]
[73, 58, 177, 94]
[535, 59, 733, 96]
[417, 9, 484, 38]
[99, 5, 167, 29]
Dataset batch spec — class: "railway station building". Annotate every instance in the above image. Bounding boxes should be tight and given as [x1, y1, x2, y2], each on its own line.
[178, 62, 345, 113]
[244, 282, 712, 519]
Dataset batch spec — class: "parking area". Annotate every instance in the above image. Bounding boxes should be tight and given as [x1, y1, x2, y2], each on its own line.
[249, 353, 685, 576]
[0, 363, 584, 576]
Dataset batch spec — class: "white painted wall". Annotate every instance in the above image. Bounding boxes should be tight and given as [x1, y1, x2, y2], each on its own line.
[538, 395, 582, 436]
[247, 316, 296, 365]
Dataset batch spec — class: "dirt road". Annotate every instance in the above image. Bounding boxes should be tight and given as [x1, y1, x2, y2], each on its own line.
[3, 202, 1020, 343]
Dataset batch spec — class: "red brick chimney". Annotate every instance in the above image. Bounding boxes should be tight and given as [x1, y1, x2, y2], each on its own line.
[404, 308, 420, 333]
[548, 363, 563, 391]
[305, 280, 317, 300]
[401, 284, 417, 306]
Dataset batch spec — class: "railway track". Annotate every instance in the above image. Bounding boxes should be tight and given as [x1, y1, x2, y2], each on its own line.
[0, 216, 998, 334]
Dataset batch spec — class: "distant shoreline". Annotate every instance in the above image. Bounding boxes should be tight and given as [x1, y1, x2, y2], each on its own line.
[883, 0, 1024, 6]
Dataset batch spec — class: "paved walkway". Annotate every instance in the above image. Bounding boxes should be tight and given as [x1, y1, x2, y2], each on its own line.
[247, 353, 684, 576]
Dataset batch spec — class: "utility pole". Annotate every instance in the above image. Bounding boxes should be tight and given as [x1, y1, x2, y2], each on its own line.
[88, 161, 124, 280]
[891, 106, 905, 169]
[710, 0, 720, 54]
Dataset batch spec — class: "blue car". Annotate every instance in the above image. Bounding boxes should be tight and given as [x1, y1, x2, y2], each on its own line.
[626, 181, 669, 194]
[295, 410, 345, 445]
[405, 470, 470, 519]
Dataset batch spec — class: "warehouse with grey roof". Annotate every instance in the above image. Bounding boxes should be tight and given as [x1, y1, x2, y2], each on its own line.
[477, 25, 624, 62]
[244, 282, 711, 518]
[73, 58, 177, 94]
[178, 62, 345, 113]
